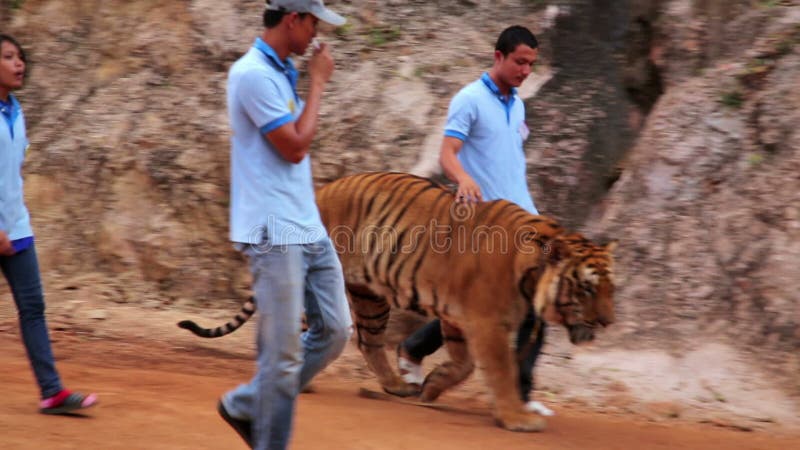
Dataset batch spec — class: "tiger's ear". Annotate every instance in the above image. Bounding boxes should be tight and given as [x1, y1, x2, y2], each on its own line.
[604, 240, 618, 253]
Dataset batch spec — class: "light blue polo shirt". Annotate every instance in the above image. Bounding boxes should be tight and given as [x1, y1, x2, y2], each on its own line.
[0, 94, 34, 250]
[227, 38, 326, 245]
[444, 73, 538, 214]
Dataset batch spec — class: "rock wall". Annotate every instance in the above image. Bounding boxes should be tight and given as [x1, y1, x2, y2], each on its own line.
[592, 2, 800, 392]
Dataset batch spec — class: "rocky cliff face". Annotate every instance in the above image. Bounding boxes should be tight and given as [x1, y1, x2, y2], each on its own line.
[592, 2, 800, 393]
[2, 0, 799, 411]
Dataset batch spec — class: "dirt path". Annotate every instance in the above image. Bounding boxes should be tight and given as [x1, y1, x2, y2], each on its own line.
[1, 329, 798, 450]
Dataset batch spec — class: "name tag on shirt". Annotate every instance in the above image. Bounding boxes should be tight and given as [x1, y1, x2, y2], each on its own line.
[518, 121, 530, 141]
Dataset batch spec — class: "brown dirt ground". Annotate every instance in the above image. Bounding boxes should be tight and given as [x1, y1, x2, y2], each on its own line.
[2, 305, 800, 450]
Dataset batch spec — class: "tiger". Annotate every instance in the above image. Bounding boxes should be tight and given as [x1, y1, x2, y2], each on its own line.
[178, 172, 616, 432]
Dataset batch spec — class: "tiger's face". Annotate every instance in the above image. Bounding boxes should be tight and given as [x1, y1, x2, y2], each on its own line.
[575, 242, 617, 327]
[528, 237, 617, 345]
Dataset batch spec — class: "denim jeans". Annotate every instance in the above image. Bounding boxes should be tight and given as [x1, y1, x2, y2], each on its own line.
[403, 310, 545, 402]
[1, 243, 63, 398]
[222, 238, 352, 450]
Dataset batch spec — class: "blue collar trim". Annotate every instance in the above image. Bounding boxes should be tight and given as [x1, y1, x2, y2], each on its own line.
[254, 38, 299, 95]
[481, 72, 517, 101]
[0, 94, 20, 139]
[480, 73, 516, 124]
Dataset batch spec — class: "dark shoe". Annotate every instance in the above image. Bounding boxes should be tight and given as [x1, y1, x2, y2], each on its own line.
[217, 400, 252, 447]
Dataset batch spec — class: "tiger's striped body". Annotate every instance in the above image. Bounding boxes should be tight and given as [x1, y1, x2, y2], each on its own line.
[178, 172, 616, 432]
[317, 173, 616, 431]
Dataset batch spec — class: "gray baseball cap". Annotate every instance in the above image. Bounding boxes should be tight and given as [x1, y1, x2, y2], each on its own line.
[267, 0, 346, 27]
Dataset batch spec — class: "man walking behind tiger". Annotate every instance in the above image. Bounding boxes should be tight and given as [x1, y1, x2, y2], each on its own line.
[398, 25, 555, 417]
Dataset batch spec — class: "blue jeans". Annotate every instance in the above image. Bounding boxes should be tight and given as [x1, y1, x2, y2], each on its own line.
[222, 238, 352, 450]
[1, 243, 63, 398]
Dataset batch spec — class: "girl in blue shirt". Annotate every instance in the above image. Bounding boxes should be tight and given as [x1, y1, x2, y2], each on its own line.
[0, 34, 97, 415]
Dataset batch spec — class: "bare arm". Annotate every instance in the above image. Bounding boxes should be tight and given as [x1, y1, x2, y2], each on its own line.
[265, 44, 334, 164]
[439, 136, 482, 202]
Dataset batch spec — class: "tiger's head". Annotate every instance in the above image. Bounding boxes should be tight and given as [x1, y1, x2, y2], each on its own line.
[519, 234, 617, 345]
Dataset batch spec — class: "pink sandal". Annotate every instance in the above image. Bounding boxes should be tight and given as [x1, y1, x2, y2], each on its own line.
[40, 390, 98, 415]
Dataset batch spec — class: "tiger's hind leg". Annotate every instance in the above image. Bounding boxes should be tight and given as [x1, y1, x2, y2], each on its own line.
[348, 285, 421, 397]
[419, 320, 475, 402]
[467, 320, 546, 432]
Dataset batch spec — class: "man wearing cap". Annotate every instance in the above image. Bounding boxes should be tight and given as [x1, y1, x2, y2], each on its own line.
[218, 1, 351, 448]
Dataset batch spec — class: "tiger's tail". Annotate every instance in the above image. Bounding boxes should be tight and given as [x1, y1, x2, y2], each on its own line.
[177, 297, 255, 338]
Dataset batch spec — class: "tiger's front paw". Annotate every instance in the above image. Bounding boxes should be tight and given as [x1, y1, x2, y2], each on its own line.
[496, 411, 547, 432]
[419, 381, 444, 403]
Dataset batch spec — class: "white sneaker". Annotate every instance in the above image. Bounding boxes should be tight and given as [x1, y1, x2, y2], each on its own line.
[397, 354, 424, 385]
[525, 400, 555, 416]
